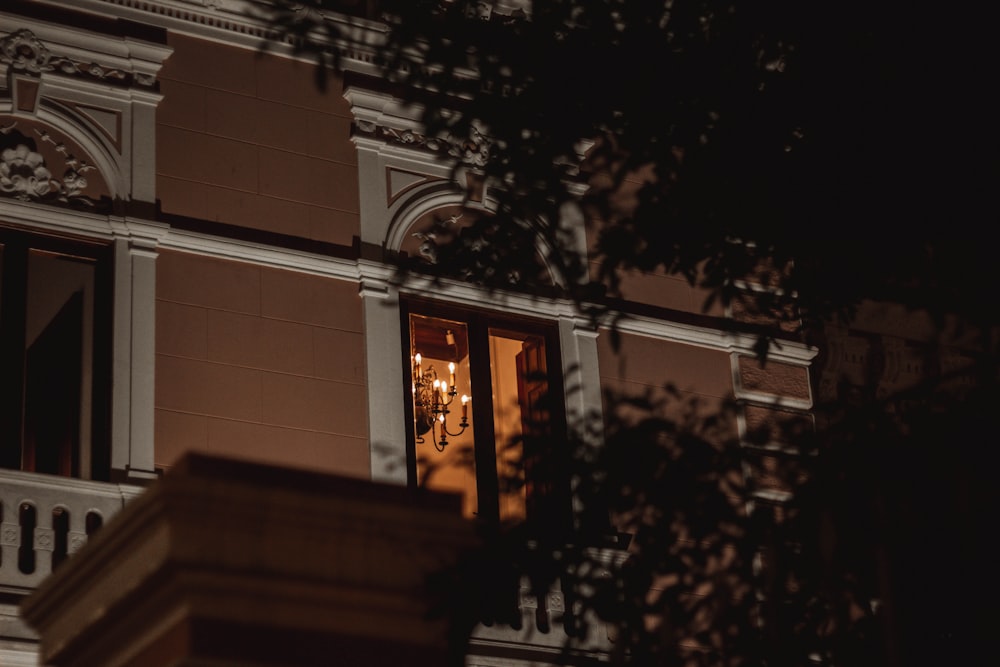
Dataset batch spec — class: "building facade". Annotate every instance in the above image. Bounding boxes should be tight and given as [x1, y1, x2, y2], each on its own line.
[0, 1, 818, 665]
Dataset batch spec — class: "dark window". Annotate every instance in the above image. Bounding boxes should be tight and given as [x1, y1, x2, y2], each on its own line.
[0, 228, 112, 479]
[402, 299, 569, 527]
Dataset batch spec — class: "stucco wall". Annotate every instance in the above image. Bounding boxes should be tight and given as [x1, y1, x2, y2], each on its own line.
[598, 331, 735, 430]
[156, 33, 360, 245]
[154, 250, 368, 477]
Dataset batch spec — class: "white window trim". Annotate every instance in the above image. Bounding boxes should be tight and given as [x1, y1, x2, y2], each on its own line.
[0, 198, 166, 481]
[358, 260, 606, 485]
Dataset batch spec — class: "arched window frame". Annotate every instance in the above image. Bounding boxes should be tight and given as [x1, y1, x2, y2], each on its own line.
[347, 85, 604, 487]
[400, 295, 574, 525]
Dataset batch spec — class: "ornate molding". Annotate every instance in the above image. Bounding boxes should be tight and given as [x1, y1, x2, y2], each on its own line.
[49, 55, 136, 86]
[354, 120, 491, 167]
[0, 123, 98, 207]
[46, 0, 388, 73]
[0, 28, 52, 74]
[0, 28, 153, 89]
[0, 522, 18, 547]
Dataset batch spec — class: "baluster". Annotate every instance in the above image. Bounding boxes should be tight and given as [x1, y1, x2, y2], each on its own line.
[0, 499, 19, 577]
[66, 508, 88, 556]
[33, 502, 56, 579]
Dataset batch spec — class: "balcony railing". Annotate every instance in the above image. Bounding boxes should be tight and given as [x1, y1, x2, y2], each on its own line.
[0, 469, 143, 592]
[470, 548, 624, 661]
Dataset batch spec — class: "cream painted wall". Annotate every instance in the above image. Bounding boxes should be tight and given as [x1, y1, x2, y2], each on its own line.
[156, 33, 360, 247]
[597, 330, 737, 440]
[154, 250, 370, 477]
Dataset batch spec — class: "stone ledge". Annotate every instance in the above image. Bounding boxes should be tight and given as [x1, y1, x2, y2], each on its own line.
[22, 453, 472, 667]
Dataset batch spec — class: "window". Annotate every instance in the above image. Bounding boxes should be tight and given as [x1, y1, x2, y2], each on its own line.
[403, 299, 569, 526]
[0, 228, 112, 479]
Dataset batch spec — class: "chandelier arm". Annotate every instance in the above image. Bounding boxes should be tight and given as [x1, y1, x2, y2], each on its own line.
[434, 423, 448, 451]
[441, 421, 469, 437]
[412, 353, 470, 453]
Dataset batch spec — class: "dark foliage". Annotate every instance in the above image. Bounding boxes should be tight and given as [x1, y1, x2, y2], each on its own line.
[259, 2, 999, 665]
[264, 1, 998, 331]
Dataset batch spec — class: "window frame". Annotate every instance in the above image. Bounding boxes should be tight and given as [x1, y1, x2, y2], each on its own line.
[399, 296, 571, 527]
[0, 227, 114, 480]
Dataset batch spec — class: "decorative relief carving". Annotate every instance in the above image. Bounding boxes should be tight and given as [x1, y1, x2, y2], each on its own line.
[1, 523, 19, 547]
[354, 121, 492, 167]
[68, 532, 87, 554]
[0, 122, 97, 207]
[0, 142, 52, 199]
[34, 527, 55, 551]
[0, 29, 52, 74]
[412, 212, 462, 263]
[0, 28, 153, 88]
[517, 587, 567, 626]
[49, 55, 130, 85]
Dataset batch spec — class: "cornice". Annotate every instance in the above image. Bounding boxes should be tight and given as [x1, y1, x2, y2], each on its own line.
[614, 310, 817, 366]
[0, 195, 118, 240]
[360, 266, 816, 364]
[25, 0, 388, 74]
[0, 11, 172, 90]
[160, 223, 360, 282]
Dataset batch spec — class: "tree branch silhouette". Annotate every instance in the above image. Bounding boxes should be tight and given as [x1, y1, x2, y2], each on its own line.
[257, 2, 999, 665]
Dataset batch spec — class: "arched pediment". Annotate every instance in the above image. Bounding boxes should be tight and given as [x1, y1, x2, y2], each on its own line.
[386, 182, 485, 254]
[0, 18, 171, 208]
[390, 191, 565, 289]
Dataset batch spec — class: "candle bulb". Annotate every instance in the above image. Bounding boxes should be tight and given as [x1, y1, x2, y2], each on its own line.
[448, 362, 456, 388]
[461, 394, 469, 419]
[414, 353, 422, 378]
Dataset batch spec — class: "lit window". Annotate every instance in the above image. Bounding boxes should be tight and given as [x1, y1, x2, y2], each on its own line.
[404, 300, 568, 526]
[0, 229, 111, 479]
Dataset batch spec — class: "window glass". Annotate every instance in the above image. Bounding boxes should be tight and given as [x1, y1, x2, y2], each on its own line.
[411, 314, 478, 517]
[408, 308, 559, 525]
[0, 230, 108, 479]
[23, 249, 96, 477]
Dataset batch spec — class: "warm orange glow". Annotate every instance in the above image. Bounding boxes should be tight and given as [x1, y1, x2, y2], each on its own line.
[489, 333, 527, 523]
[410, 313, 547, 523]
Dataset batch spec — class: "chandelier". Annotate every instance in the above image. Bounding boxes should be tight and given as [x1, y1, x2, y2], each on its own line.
[412, 329, 470, 452]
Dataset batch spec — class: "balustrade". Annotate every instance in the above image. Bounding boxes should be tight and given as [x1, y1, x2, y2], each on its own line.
[0, 469, 142, 592]
[470, 549, 623, 661]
